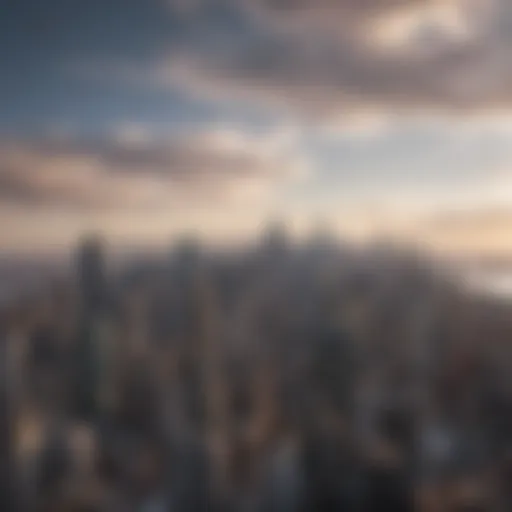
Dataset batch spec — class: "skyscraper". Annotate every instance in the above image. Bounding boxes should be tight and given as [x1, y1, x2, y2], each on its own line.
[76, 235, 107, 316]
[0, 325, 16, 510]
[73, 235, 111, 421]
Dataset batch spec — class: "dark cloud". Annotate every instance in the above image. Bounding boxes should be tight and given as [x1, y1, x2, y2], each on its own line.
[4, 0, 509, 129]
[244, 0, 434, 24]
[154, 0, 512, 115]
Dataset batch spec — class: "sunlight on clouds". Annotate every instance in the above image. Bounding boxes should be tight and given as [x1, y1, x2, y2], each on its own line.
[417, 208, 512, 258]
[369, 0, 474, 50]
[318, 111, 393, 139]
[0, 144, 166, 209]
[0, 123, 310, 226]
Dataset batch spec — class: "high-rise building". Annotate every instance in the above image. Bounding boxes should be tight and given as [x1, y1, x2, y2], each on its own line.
[0, 326, 16, 510]
[76, 235, 107, 316]
[261, 220, 289, 260]
[73, 235, 112, 421]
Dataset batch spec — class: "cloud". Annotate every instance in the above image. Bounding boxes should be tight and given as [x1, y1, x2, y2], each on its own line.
[414, 206, 512, 256]
[143, 0, 512, 117]
[0, 126, 308, 211]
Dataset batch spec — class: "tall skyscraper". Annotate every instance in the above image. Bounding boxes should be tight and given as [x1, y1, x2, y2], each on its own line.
[261, 221, 289, 261]
[76, 235, 107, 316]
[73, 235, 111, 421]
[0, 326, 16, 510]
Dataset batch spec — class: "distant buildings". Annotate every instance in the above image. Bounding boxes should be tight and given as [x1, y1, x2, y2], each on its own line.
[1, 230, 511, 510]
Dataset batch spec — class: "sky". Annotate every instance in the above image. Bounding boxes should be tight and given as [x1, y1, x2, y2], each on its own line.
[3, 0, 512, 256]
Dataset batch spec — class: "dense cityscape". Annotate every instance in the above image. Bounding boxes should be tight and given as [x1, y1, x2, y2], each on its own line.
[1, 229, 511, 511]
[5, 0, 512, 510]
